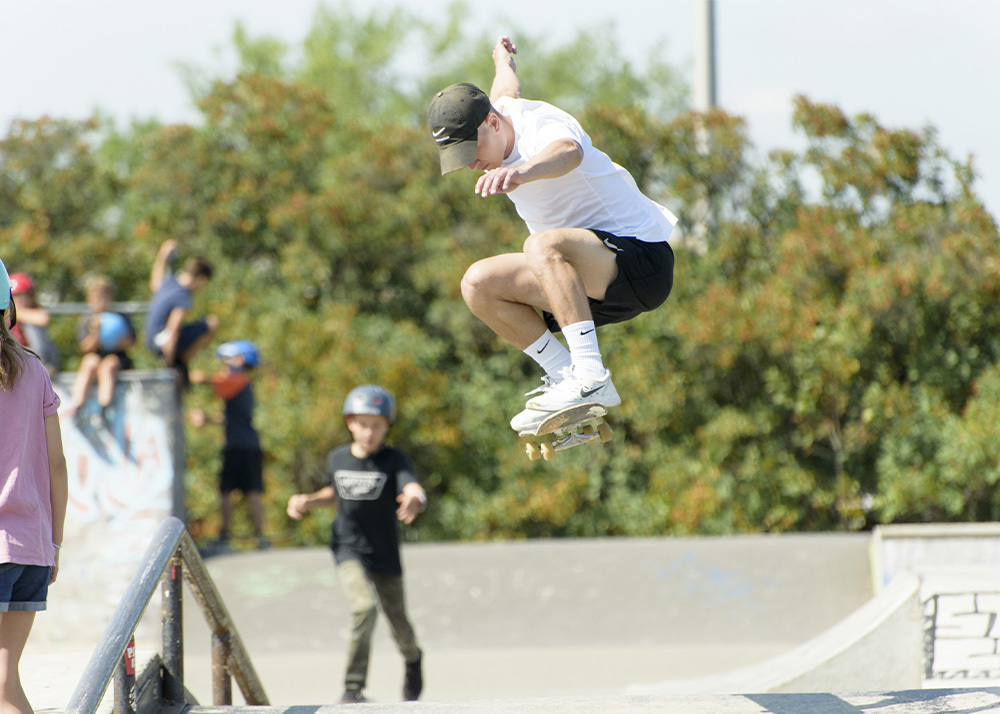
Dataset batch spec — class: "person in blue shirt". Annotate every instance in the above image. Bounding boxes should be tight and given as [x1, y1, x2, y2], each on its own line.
[145, 239, 218, 388]
[189, 341, 267, 550]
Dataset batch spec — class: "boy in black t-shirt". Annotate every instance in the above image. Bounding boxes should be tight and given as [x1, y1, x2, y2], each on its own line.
[286, 385, 426, 704]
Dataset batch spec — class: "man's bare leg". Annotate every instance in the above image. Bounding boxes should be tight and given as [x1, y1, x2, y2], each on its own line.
[461, 229, 622, 429]
[460, 229, 616, 346]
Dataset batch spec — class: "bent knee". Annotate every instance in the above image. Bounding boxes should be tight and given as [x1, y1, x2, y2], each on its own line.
[460, 260, 495, 306]
[522, 229, 571, 263]
[79, 353, 102, 370]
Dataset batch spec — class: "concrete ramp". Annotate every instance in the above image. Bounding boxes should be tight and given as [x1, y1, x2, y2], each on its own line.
[628, 573, 923, 695]
[29, 369, 183, 650]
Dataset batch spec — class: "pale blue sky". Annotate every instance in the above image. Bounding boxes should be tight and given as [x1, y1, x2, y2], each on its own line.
[2, 0, 998, 216]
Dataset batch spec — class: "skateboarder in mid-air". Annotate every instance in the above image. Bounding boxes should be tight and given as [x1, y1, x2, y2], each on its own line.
[427, 36, 677, 433]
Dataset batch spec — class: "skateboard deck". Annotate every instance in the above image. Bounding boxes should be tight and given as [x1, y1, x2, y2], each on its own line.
[521, 402, 613, 461]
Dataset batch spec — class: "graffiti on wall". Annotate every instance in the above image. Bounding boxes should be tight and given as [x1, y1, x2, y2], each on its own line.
[32, 370, 182, 648]
[58, 381, 176, 559]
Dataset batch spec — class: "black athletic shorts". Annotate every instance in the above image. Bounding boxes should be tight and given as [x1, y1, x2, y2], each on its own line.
[542, 229, 674, 333]
[219, 448, 264, 494]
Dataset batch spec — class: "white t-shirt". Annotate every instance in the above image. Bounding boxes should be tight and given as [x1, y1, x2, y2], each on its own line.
[494, 96, 677, 243]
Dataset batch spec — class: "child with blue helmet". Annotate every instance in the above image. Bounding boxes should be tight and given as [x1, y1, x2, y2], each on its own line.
[287, 384, 426, 704]
[189, 340, 267, 550]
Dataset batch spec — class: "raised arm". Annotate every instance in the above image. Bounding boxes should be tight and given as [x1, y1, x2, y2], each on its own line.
[149, 239, 179, 293]
[489, 36, 522, 102]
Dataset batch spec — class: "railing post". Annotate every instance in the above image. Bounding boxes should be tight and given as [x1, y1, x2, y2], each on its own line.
[212, 631, 233, 705]
[161, 551, 185, 703]
[113, 637, 137, 714]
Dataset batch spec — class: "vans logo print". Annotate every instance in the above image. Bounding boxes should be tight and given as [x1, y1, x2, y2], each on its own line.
[334, 469, 388, 501]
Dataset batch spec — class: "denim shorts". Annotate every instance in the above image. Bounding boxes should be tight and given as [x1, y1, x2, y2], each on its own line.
[0, 563, 51, 612]
[542, 229, 675, 332]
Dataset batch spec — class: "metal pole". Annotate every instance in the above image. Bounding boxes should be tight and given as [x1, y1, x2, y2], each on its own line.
[691, 0, 717, 251]
[693, 0, 717, 111]
[161, 553, 185, 703]
[113, 638, 137, 714]
[212, 631, 234, 705]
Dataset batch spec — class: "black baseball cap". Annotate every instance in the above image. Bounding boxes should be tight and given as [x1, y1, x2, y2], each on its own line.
[427, 83, 492, 175]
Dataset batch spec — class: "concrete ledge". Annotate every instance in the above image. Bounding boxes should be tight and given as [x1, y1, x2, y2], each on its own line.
[628, 573, 923, 695]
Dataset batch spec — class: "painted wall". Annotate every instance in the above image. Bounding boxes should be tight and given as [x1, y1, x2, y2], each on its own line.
[32, 369, 184, 650]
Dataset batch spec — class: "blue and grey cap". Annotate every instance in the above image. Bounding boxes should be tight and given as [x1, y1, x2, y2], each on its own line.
[343, 384, 397, 423]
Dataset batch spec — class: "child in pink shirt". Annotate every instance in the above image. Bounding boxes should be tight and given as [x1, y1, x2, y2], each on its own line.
[0, 258, 68, 714]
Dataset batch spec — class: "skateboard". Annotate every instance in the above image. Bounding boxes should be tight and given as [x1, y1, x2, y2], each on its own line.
[521, 402, 613, 461]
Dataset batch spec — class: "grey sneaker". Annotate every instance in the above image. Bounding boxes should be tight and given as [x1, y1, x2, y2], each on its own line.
[340, 687, 367, 704]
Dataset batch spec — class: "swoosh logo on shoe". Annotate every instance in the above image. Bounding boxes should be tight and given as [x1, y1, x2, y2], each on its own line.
[580, 385, 603, 398]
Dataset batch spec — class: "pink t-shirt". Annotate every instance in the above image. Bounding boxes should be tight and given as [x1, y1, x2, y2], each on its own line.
[0, 350, 61, 566]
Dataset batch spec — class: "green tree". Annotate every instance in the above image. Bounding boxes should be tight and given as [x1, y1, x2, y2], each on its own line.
[5, 4, 1000, 546]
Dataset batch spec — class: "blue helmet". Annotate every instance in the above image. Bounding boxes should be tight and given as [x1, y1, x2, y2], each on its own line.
[216, 340, 260, 368]
[0, 258, 11, 311]
[343, 384, 396, 423]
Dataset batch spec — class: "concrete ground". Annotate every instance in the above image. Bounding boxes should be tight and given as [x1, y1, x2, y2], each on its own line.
[24, 533, 876, 710]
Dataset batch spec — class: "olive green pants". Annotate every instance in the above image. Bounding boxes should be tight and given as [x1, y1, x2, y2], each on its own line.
[337, 559, 421, 690]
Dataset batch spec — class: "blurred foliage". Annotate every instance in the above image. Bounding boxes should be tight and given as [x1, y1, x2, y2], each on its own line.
[2, 4, 999, 546]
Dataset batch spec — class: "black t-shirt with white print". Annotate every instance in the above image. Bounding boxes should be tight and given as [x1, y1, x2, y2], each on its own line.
[325, 443, 417, 575]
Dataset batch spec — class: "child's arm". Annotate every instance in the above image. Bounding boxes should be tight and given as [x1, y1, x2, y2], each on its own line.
[287, 486, 337, 520]
[186, 407, 223, 428]
[150, 239, 179, 293]
[16, 305, 50, 328]
[45, 411, 68, 585]
[78, 314, 101, 354]
[396, 482, 427, 525]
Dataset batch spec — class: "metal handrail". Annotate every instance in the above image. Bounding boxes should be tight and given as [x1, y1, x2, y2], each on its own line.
[65, 517, 269, 714]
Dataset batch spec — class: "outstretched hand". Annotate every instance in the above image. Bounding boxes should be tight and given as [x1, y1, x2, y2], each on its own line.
[475, 166, 525, 197]
[286, 494, 310, 520]
[493, 36, 517, 68]
[396, 490, 425, 525]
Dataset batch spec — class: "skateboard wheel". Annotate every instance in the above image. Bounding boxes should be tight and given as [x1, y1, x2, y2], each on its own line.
[526, 442, 542, 461]
[598, 422, 613, 442]
[540, 442, 556, 461]
[580, 424, 595, 435]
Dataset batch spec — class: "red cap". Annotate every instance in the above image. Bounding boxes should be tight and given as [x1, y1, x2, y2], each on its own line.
[9, 273, 34, 295]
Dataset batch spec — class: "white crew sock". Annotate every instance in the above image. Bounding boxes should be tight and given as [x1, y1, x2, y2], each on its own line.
[523, 331, 572, 380]
[563, 320, 605, 379]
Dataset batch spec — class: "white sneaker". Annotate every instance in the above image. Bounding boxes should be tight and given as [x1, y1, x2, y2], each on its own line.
[527, 367, 621, 412]
[510, 367, 621, 433]
[510, 372, 566, 433]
